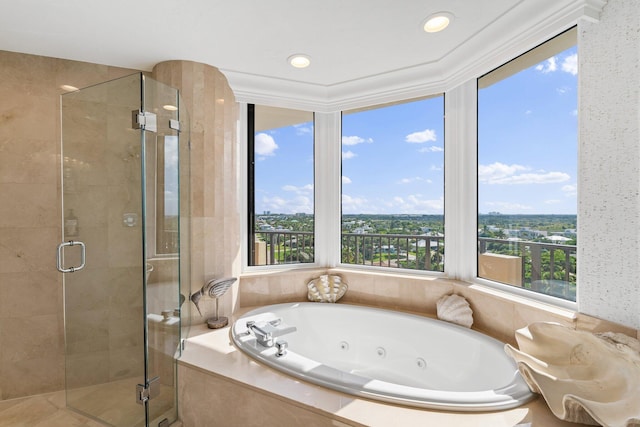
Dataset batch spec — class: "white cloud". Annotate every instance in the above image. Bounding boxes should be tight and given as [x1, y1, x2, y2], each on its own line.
[479, 162, 570, 185]
[255, 133, 278, 156]
[342, 150, 357, 159]
[398, 177, 417, 184]
[341, 193, 443, 214]
[405, 129, 437, 143]
[260, 195, 313, 214]
[479, 162, 528, 182]
[342, 194, 373, 213]
[282, 184, 313, 194]
[561, 53, 578, 76]
[294, 124, 312, 135]
[499, 171, 570, 185]
[544, 199, 562, 204]
[562, 184, 577, 197]
[342, 176, 352, 184]
[342, 135, 373, 146]
[484, 201, 533, 211]
[397, 176, 426, 184]
[535, 57, 557, 73]
[571, 109, 578, 117]
[418, 145, 443, 153]
[387, 195, 444, 214]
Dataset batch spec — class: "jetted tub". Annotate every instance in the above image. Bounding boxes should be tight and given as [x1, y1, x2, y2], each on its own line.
[231, 302, 534, 411]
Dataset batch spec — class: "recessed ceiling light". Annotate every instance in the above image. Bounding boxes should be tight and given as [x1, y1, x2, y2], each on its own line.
[163, 104, 178, 111]
[288, 54, 311, 69]
[423, 12, 454, 33]
[60, 84, 79, 92]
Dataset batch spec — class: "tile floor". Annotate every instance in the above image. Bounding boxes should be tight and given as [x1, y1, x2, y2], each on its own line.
[0, 391, 103, 427]
[0, 382, 180, 427]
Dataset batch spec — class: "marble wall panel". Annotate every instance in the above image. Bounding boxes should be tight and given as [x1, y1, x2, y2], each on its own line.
[0, 50, 138, 400]
[152, 61, 241, 328]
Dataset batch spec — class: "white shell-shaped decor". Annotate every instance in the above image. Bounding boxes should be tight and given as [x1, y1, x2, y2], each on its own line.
[505, 322, 640, 427]
[307, 274, 348, 303]
[436, 294, 473, 328]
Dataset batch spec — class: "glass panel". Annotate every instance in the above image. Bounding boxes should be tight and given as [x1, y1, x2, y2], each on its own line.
[477, 29, 577, 301]
[341, 96, 445, 271]
[248, 105, 315, 266]
[177, 92, 191, 359]
[141, 76, 184, 425]
[62, 73, 147, 426]
[61, 74, 185, 427]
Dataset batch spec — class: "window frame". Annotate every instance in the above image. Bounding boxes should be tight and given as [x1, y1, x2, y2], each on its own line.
[239, 30, 579, 311]
[475, 28, 578, 307]
[242, 103, 321, 271]
[338, 95, 446, 273]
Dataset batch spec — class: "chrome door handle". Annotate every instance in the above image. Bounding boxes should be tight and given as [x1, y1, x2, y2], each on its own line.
[56, 240, 86, 273]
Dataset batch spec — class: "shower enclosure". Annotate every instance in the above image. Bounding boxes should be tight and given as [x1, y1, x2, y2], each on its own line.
[57, 73, 190, 427]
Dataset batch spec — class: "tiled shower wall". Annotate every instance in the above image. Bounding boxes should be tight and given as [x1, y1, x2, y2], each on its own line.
[0, 52, 241, 401]
[0, 51, 138, 400]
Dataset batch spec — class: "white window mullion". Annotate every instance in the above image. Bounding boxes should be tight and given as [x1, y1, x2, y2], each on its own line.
[314, 111, 342, 267]
[444, 81, 478, 282]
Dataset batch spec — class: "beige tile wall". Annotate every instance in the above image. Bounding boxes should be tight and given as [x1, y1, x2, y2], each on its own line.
[0, 52, 241, 402]
[238, 268, 640, 347]
[152, 61, 241, 327]
[0, 50, 139, 400]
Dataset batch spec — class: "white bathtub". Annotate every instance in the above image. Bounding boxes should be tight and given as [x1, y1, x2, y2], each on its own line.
[231, 302, 534, 411]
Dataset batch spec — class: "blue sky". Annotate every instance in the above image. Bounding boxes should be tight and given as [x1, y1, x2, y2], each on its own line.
[254, 46, 577, 216]
[164, 135, 179, 216]
[478, 46, 577, 215]
[254, 122, 315, 214]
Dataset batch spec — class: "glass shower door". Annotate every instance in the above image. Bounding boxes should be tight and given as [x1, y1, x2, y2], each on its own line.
[141, 76, 190, 427]
[59, 73, 187, 427]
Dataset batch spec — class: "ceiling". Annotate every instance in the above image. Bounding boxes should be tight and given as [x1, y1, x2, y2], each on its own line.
[0, 0, 603, 108]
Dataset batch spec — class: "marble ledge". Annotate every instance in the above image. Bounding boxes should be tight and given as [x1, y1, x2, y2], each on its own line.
[239, 267, 639, 342]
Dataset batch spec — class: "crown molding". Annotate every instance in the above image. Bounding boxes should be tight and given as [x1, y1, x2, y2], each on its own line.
[224, 0, 607, 112]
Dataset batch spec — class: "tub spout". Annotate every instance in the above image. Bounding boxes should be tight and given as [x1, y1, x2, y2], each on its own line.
[246, 319, 296, 348]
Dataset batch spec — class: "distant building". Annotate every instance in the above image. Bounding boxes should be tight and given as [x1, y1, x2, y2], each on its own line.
[375, 245, 397, 254]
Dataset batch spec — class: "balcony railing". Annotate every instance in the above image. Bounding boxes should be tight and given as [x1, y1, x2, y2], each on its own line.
[478, 237, 576, 301]
[253, 230, 576, 301]
[341, 232, 444, 271]
[253, 231, 315, 265]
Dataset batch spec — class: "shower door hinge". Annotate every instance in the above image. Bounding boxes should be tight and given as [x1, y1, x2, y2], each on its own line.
[136, 376, 160, 405]
[132, 110, 157, 133]
[169, 119, 181, 132]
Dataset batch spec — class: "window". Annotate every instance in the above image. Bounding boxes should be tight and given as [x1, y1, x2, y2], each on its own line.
[247, 104, 315, 266]
[477, 28, 577, 301]
[341, 96, 445, 271]
[155, 135, 179, 254]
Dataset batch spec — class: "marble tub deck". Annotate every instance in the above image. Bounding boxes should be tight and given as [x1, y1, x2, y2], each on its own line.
[178, 314, 594, 427]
